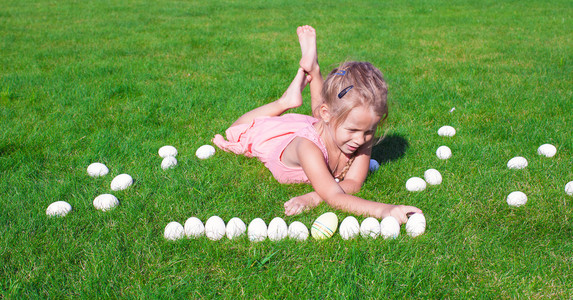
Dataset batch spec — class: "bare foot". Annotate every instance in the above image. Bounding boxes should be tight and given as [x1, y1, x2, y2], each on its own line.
[278, 68, 309, 110]
[297, 25, 319, 75]
[284, 193, 322, 216]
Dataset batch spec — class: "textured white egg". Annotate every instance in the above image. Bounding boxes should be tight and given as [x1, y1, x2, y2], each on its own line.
[506, 191, 527, 207]
[311, 212, 338, 240]
[339, 216, 360, 240]
[288, 221, 309, 241]
[507, 156, 528, 169]
[158, 145, 178, 158]
[225, 217, 246, 240]
[406, 177, 427, 192]
[369, 159, 380, 172]
[184, 217, 205, 238]
[93, 194, 119, 211]
[46, 201, 72, 217]
[406, 213, 426, 237]
[205, 216, 226, 241]
[161, 156, 178, 170]
[565, 181, 573, 196]
[196, 145, 216, 159]
[267, 217, 288, 241]
[437, 126, 456, 137]
[87, 162, 109, 177]
[380, 216, 400, 239]
[424, 169, 442, 185]
[436, 146, 452, 160]
[164, 222, 184, 241]
[248, 218, 268, 242]
[110, 174, 133, 191]
[537, 144, 557, 158]
[360, 217, 380, 238]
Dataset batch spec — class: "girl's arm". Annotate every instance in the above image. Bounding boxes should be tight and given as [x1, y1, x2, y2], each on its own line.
[288, 138, 421, 223]
[338, 139, 375, 193]
[283, 141, 371, 211]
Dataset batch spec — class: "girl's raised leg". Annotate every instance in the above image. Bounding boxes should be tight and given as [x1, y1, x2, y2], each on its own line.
[297, 25, 324, 117]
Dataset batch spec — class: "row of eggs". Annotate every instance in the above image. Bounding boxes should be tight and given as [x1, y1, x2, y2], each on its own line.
[163, 212, 427, 242]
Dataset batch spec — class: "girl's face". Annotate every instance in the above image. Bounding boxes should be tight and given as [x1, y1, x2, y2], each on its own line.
[328, 106, 381, 155]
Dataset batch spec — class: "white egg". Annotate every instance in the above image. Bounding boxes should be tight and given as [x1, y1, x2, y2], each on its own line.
[225, 217, 246, 240]
[339, 216, 360, 240]
[406, 213, 426, 237]
[507, 156, 528, 169]
[537, 144, 557, 158]
[46, 201, 72, 217]
[436, 146, 452, 160]
[87, 162, 109, 177]
[380, 216, 400, 239]
[196, 145, 216, 159]
[506, 191, 527, 207]
[311, 212, 338, 240]
[184, 217, 205, 238]
[93, 194, 119, 211]
[437, 126, 456, 137]
[424, 169, 442, 185]
[161, 156, 178, 170]
[288, 221, 309, 241]
[360, 217, 380, 238]
[158, 145, 178, 158]
[110, 174, 133, 191]
[205, 216, 226, 241]
[248, 218, 267, 242]
[369, 159, 380, 172]
[267, 217, 288, 241]
[406, 177, 427, 192]
[164, 222, 184, 241]
[565, 181, 573, 196]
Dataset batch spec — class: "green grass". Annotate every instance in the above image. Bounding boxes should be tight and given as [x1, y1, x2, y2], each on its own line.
[1, 0, 572, 298]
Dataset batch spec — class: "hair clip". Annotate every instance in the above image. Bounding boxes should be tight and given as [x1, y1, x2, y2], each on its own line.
[337, 85, 354, 98]
[334, 70, 347, 76]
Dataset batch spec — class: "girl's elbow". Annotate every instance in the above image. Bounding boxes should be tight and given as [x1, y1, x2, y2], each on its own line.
[343, 180, 363, 194]
[349, 185, 362, 194]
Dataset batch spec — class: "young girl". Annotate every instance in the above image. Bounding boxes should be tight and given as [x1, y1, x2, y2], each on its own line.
[213, 26, 421, 224]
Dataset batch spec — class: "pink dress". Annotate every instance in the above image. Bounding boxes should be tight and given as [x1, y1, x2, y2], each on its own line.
[213, 114, 328, 184]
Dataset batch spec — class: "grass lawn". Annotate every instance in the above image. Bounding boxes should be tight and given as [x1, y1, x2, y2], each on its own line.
[1, 0, 572, 298]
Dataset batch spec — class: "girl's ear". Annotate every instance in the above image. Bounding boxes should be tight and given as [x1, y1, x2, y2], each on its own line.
[319, 104, 332, 123]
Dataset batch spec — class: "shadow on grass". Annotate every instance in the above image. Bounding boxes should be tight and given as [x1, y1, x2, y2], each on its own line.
[371, 134, 409, 164]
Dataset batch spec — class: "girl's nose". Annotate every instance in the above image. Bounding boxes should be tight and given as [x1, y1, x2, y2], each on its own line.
[355, 133, 366, 145]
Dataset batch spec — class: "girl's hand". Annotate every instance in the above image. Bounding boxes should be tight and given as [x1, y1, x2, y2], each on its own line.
[385, 205, 423, 224]
[284, 193, 323, 216]
[284, 196, 307, 216]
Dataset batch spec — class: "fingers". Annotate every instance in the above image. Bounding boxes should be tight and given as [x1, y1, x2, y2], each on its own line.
[400, 206, 423, 224]
[284, 198, 303, 216]
[396, 214, 408, 225]
[406, 205, 423, 215]
[284, 204, 303, 216]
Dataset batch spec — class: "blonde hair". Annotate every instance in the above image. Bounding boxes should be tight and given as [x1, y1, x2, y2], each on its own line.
[318, 61, 388, 129]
